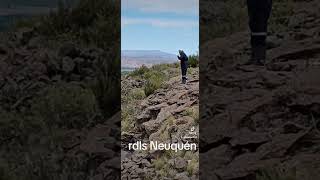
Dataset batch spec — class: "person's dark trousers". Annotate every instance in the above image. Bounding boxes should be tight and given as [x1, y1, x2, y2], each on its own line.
[247, 0, 272, 65]
[180, 60, 188, 84]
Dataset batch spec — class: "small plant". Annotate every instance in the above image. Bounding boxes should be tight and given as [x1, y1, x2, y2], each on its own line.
[121, 105, 136, 132]
[130, 65, 150, 77]
[187, 158, 199, 176]
[257, 168, 296, 180]
[32, 83, 99, 129]
[91, 54, 121, 118]
[269, 0, 294, 33]
[153, 156, 170, 177]
[182, 106, 199, 124]
[129, 88, 146, 100]
[144, 72, 164, 96]
[188, 54, 199, 68]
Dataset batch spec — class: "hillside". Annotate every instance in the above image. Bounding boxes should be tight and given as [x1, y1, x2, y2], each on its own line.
[121, 65, 199, 179]
[0, 0, 120, 179]
[200, 0, 320, 179]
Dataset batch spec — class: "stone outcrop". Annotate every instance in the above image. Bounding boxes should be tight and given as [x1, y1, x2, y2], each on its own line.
[200, 0, 320, 179]
[121, 70, 199, 180]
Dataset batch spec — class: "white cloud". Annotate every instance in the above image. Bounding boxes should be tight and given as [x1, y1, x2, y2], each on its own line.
[122, 17, 198, 28]
[122, 0, 199, 15]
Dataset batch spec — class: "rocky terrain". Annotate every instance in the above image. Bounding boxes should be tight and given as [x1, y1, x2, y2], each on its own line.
[0, 1, 121, 179]
[121, 68, 199, 180]
[200, 0, 320, 179]
[0, 26, 121, 180]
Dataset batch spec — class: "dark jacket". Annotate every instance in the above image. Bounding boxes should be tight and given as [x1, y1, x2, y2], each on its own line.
[178, 51, 188, 61]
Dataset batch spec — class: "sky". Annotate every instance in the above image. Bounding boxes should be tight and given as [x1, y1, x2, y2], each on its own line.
[121, 0, 199, 55]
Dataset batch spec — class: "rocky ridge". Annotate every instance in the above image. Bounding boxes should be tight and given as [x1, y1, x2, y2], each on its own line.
[0, 27, 121, 179]
[121, 70, 199, 180]
[200, 1, 320, 179]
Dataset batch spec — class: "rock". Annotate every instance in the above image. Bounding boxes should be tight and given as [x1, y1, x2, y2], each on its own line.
[168, 168, 178, 178]
[61, 130, 84, 150]
[80, 141, 115, 159]
[288, 13, 306, 28]
[106, 111, 121, 126]
[146, 102, 168, 111]
[266, 62, 295, 71]
[80, 124, 115, 158]
[0, 43, 8, 54]
[214, 153, 279, 179]
[174, 172, 190, 180]
[155, 106, 173, 122]
[259, 71, 286, 89]
[137, 110, 152, 122]
[270, 44, 320, 61]
[15, 27, 34, 45]
[267, 35, 282, 49]
[168, 91, 188, 104]
[172, 100, 197, 114]
[98, 157, 120, 171]
[27, 36, 44, 49]
[59, 42, 80, 58]
[143, 120, 161, 135]
[90, 174, 103, 180]
[174, 157, 187, 171]
[121, 150, 131, 161]
[62, 57, 75, 73]
[176, 116, 193, 125]
[201, 145, 235, 171]
[229, 128, 270, 147]
[257, 130, 311, 158]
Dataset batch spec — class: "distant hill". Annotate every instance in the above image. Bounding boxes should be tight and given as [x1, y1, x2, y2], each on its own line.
[121, 50, 177, 69]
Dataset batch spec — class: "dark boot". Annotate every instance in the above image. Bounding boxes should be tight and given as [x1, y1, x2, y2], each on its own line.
[182, 77, 187, 84]
[252, 45, 266, 66]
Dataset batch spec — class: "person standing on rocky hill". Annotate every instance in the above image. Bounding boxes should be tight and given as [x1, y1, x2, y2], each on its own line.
[177, 50, 189, 84]
[245, 0, 273, 66]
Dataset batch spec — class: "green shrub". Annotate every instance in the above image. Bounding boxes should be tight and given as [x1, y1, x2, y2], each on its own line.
[91, 54, 121, 118]
[144, 75, 163, 96]
[32, 84, 99, 129]
[257, 168, 296, 180]
[121, 105, 135, 132]
[173, 62, 180, 68]
[153, 156, 170, 177]
[144, 71, 165, 96]
[130, 65, 150, 77]
[0, 110, 22, 141]
[201, 0, 247, 42]
[130, 88, 146, 100]
[188, 54, 199, 68]
[12, 0, 120, 50]
[129, 64, 173, 96]
[0, 162, 15, 180]
[269, 0, 294, 33]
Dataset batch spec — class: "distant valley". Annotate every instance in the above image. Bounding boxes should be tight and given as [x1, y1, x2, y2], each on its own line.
[121, 50, 177, 70]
